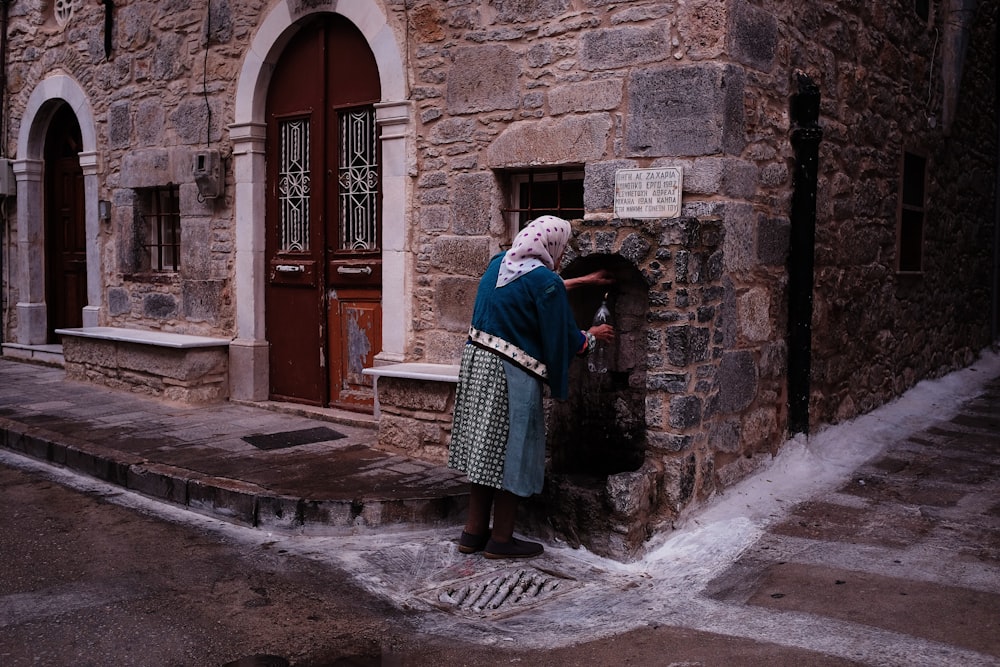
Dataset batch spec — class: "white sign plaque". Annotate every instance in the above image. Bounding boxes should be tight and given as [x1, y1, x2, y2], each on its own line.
[614, 167, 683, 219]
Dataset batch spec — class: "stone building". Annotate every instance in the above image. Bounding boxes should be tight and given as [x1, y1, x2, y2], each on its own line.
[0, 0, 995, 560]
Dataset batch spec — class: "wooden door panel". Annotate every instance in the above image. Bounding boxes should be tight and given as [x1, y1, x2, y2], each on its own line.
[268, 283, 325, 405]
[265, 23, 326, 404]
[328, 289, 380, 408]
[269, 259, 318, 287]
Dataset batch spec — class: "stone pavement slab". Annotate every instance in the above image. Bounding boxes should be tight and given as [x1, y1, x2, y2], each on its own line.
[0, 358, 469, 532]
[703, 374, 1000, 663]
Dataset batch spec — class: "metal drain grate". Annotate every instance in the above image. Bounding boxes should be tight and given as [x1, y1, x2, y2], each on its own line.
[430, 567, 576, 617]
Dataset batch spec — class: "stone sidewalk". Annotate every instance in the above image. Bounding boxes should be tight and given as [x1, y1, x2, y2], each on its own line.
[0, 358, 468, 533]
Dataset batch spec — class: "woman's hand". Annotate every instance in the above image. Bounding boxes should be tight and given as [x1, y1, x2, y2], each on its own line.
[564, 270, 614, 291]
[588, 323, 615, 344]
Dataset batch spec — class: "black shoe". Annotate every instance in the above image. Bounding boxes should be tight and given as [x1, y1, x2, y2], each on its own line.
[457, 531, 489, 554]
[483, 537, 544, 560]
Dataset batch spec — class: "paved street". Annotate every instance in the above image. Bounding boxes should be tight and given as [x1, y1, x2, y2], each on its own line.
[0, 463, 399, 667]
[0, 454, 868, 666]
[1, 351, 999, 665]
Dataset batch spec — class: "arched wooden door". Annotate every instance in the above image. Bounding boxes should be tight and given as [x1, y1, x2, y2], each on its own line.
[44, 104, 86, 343]
[265, 15, 382, 410]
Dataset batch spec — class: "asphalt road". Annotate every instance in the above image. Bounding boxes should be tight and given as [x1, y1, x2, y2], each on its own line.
[0, 456, 862, 667]
[0, 460, 405, 666]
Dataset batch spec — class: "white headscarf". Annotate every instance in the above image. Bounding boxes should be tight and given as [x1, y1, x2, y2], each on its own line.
[496, 215, 572, 288]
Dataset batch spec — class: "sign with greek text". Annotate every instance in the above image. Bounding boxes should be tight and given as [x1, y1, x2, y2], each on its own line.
[613, 167, 683, 219]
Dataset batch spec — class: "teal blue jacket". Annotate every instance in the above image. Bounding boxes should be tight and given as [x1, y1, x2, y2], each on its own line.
[468, 253, 585, 399]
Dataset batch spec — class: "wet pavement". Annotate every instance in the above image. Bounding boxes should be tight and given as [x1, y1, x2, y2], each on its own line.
[1, 352, 999, 666]
[0, 358, 468, 533]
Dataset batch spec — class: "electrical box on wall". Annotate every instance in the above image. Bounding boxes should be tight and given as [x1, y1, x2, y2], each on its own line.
[192, 150, 221, 199]
[0, 158, 16, 197]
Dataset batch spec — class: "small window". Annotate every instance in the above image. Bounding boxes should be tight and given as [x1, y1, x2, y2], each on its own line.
[914, 0, 930, 22]
[502, 167, 584, 239]
[139, 185, 181, 272]
[897, 152, 926, 273]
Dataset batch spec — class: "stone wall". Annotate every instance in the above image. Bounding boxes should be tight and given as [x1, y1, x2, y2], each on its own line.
[2, 0, 250, 338]
[774, 2, 998, 426]
[61, 336, 229, 403]
[1, 0, 995, 555]
[375, 375, 455, 463]
[397, 0, 997, 542]
[406, 1, 773, 364]
[403, 0, 789, 534]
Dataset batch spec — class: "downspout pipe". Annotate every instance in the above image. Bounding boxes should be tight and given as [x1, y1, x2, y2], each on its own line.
[941, 0, 978, 135]
[993, 19, 1000, 344]
[787, 71, 823, 435]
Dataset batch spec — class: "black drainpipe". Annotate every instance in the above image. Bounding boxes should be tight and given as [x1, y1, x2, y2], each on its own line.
[787, 71, 823, 435]
[103, 1, 115, 60]
[993, 19, 1000, 343]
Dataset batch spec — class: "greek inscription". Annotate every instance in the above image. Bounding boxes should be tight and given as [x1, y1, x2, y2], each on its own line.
[614, 167, 683, 219]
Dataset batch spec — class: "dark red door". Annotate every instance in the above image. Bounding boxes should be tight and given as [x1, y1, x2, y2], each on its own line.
[265, 15, 382, 409]
[45, 104, 86, 343]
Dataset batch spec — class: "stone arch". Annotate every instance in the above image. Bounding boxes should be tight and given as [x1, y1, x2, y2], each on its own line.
[13, 73, 101, 345]
[228, 0, 412, 401]
[557, 252, 650, 477]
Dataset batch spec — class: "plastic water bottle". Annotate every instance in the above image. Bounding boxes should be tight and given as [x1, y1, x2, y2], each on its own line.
[588, 294, 610, 374]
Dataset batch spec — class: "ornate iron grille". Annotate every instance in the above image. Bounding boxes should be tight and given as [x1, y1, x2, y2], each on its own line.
[279, 118, 311, 252]
[338, 108, 378, 251]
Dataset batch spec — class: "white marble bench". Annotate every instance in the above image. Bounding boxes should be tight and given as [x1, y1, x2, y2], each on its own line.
[56, 327, 231, 403]
[362, 362, 460, 462]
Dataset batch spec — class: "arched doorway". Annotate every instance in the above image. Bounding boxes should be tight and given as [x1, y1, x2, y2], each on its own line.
[44, 104, 86, 343]
[264, 14, 382, 411]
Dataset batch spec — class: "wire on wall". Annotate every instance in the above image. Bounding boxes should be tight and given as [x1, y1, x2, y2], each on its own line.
[203, 0, 212, 148]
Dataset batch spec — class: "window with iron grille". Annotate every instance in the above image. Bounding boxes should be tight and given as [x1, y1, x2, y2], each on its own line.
[278, 117, 311, 252]
[139, 185, 181, 272]
[898, 152, 926, 274]
[339, 106, 379, 251]
[502, 168, 584, 241]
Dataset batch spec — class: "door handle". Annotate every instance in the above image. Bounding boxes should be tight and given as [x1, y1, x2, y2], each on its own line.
[337, 266, 372, 275]
[275, 264, 305, 273]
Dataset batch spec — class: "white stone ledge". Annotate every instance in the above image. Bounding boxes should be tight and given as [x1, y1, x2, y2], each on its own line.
[362, 362, 459, 383]
[55, 327, 231, 349]
[362, 362, 459, 420]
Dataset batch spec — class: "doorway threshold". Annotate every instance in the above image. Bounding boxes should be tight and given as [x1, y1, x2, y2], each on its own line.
[230, 398, 378, 430]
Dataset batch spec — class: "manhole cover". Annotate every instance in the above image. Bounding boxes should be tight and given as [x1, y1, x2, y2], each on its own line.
[422, 566, 578, 618]
[242, 426, 346, 450]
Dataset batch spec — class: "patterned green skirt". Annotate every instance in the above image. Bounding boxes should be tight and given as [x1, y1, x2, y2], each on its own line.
[449, 342, 547, 496]
[448, 344, 509, 489]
